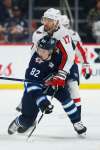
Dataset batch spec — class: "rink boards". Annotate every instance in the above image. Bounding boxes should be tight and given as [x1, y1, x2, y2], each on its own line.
[0, 44, 100, 89]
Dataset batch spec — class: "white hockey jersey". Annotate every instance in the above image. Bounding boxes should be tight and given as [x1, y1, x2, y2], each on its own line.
[32, 25, 75, 73]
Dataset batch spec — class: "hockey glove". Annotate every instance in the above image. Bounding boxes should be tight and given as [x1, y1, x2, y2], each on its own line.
[81, 63, 92, 79]
[39, 100, 54, 114]
[45, 70, 67, 87]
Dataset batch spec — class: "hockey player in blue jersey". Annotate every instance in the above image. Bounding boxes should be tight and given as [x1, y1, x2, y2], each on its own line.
[8, 35, 86, 135]
[15, 8, 87, 135]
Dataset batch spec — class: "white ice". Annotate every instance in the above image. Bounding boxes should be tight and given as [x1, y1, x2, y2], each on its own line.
[0, 89, 100, 150]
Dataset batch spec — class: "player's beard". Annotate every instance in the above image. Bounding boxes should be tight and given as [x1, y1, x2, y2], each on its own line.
[44, 23, 59, 34]
[44, 26, 53, 34]
[44, 23, 57, 34]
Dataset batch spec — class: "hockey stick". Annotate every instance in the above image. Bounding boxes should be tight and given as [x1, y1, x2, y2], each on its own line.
[0, 76, 31, 83]
[27, 87, 57, 140]
[0, 74, 53, 83]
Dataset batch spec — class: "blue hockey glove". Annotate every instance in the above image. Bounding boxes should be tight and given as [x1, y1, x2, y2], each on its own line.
[38, 100, 54, 114]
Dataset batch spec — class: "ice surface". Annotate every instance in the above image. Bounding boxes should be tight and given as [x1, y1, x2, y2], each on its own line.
[0, 89, 100, 150]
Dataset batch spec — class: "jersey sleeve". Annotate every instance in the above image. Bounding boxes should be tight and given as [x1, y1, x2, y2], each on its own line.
[56, 36, 75, 73]
[71, 31, 88, 64]
[75, 41, 88, 63]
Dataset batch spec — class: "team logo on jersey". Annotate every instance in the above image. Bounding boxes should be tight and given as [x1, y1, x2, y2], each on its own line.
[49, 62, 54, 68]
[35, 57, 43, 64]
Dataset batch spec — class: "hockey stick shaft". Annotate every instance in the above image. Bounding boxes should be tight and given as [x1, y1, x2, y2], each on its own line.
[0, 74, 53, 83]
[27, 113, 44, 139]
[0, 76, 30, 82]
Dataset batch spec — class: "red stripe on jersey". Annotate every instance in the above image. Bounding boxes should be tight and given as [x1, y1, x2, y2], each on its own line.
[76, 42, 88, 63]
[56, 41, 68, 70]
[73, 98, 81, 103]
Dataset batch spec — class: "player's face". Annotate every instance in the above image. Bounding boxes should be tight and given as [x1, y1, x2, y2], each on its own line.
[37, 47, 51, 60]
[42, 17, 58, 33]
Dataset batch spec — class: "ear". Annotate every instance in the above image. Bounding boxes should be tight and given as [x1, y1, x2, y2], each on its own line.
[57, 20, 59, 24]
[55, 20, 59, 28]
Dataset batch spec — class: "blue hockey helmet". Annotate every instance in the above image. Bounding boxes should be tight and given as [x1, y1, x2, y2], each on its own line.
[38, 35, 57, 51]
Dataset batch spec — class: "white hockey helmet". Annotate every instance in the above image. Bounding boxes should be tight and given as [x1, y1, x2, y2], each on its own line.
[60, 15, 70, 28]
[42, 8, 61, 21]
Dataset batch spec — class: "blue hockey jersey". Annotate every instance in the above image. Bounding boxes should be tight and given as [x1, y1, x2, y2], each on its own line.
[25, 51, 62, 84]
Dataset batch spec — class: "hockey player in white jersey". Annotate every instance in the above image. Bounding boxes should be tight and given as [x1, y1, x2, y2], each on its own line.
[32, 8, 75, 76]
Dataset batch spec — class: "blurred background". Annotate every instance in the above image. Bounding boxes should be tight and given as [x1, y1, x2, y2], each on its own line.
[0, 0, 100, 43]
